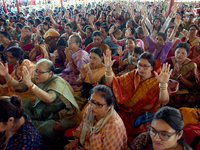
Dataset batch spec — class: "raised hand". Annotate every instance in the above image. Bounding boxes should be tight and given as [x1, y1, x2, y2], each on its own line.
[154, 63, 173, 84]
[109, 25, 115, 35]
[0, 62, 9, 77]
[22, 66, 32, 87]
[14, 61, 20, 79]
[117, 46, 124, 56]
[64, 47, 73, 62]
[171, 4, 178, 14]
[89, 15, 94, 23]
[21, 29, 27, 39]
[80, 66, 88, 81]
[103, 49, 115, 70]
[174, 13, 181, 26]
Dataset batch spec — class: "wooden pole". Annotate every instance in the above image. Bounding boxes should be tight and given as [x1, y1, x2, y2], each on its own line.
[2, 0, 8, 14]
[16, 0, 20, 13]
[168, 0, 174, 15]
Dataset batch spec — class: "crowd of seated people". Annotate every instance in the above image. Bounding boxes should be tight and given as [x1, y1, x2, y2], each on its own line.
[0, 1, 200, 149]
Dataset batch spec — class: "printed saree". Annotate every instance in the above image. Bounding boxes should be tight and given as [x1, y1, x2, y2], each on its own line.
[166, 58, 199, 108]
[0, 59, 35, 100]
[74, 63, 107, 110]
[112, 60, 162, 142]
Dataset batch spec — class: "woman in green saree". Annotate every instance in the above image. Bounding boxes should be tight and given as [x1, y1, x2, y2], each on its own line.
[0, 59, 82, 145]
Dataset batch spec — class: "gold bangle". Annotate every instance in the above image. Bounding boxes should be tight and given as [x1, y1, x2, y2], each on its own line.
[7, 76, 13, 84]
[69, 61, 73, 65]
[31, 84, 36, 90]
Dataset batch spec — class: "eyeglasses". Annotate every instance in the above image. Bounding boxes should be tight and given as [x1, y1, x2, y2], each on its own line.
[88, 98, 107, 108]
[149, 127, 177, 141]
[67, 40, 76, 44]
[137, 64, 151, 70]
[34, 70, 50, 75]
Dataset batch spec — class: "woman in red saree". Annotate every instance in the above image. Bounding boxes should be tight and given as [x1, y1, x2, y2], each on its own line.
[104, 50, 172, 143]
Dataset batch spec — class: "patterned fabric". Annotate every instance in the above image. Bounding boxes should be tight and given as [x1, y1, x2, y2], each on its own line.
[0, 59, 36, 100]
[111, 37, 145, 50]
[165, 58, 199, 108]
[73, 106, 127, 150]
[5, 114, 45, 150]
[167, 38, 182, 58]
[85, 43, 111, 54]
[57, 49, 89, 89]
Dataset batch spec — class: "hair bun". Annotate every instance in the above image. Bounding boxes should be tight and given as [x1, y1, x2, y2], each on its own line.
[11, 95, 22, 108]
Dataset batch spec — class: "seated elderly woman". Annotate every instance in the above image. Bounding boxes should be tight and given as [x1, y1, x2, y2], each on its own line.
[164, 42, 199, 108]
[0, 95, 46, 149]
[85, 31, 111, 54]
[57, 35, 89, 90]
[0, 46, 35, 100]
[74, 47, 108, 110]
[28, 31, 50, 63]
[130, 106, 192, 150]
[104, 49, 173, 143]
[64, 85, 127, 150]
[0, 59, 82, 144]
[0, 31, 18, 62]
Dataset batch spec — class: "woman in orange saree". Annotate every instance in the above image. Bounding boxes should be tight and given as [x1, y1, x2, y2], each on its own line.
[104, 50, 172, 143]
[0, 46, 35, 100]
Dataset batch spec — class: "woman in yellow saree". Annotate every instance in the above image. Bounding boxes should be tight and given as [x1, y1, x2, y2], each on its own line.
[104, 50, 172, 143]
[74, 47, 107, 110]
[0, 46, 35, 100]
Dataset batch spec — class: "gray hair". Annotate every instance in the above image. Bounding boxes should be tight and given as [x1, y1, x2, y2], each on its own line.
[136, 26, 144, 34]
[36, 59, 55, 73]
[69, 34, 82, 48]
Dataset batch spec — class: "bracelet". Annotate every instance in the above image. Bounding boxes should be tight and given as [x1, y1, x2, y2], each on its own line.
[32, 84, 36, 90]
[159, 83, 168, 89]
[69, 61, 73, 65]
[18, 76, 22, 81]
[105, 72, 113, 78]
[29, 83, 35, 89]
[177, 74, 182, 79]
[7, 76, 13, 84]
[161, 87, 168, 91]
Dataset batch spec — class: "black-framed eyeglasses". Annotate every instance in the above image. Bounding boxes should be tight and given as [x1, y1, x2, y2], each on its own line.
[149, 126, 177, 141]
[34, 70, 50, 75]
[88, 98, 107, 108]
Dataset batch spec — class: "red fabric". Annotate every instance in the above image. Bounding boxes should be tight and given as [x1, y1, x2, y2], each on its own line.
[184, 124, 200, 149]
[64, 128, 76, 137]
[85, 43, 94, 53]
[23, 43, 34, 51]
[8, 64, 14, 74]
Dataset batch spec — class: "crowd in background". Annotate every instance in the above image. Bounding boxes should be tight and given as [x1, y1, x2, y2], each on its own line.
[0, 0, 200, 150]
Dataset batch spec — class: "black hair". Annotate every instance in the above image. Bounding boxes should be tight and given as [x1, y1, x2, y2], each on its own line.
[188, 14, 194, 18]
[2, 22, 9, 27]
[7, 46, 24, 64]
[94, 21, 101, 27]
[153, 17, 163, 33]
[85, 26, 93, 33]
[61, 18, 67, 24]
[108, 23, 116, 31]
[89, 47, 103, 58]
[0, 31, 12, 40]
[153, 106, 191, 149]
[90, 85, 120, 112]
[0, 96, 24, 124]
[137, 52, 156, 70]
[166, 25, 175, 33]
[128, 28, 136, 35]
[179, 23, 184, 30]
[101, 25, 109, 32]
[45, 16, 51, 22]
[70, 34, 82, 48]
[169, 18, 175, 24]
[66, 23, 72, 29]
[188, 24, 199, 31]
[16, 23, 24, 29]
[175, 42, 190, 54]
[23, 26, 31, 32]
[56, 37, 67, 46]
[35, 18, 42, 25]
[125, 37, 136, 45]
[28, 20, 34, 25]
[81, 17, 86, 22]
[156, 32, 167, 41]
[134, 47, 144, 55]
[92, 31, 102, 38]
